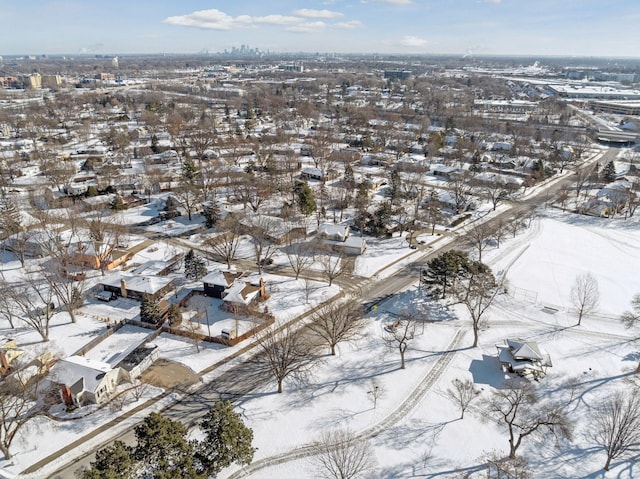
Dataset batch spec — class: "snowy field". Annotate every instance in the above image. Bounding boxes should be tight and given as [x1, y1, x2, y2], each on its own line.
[216, 210, 640, 479]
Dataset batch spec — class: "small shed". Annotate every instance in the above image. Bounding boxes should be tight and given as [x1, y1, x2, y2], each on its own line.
[496, 339, 552, 379]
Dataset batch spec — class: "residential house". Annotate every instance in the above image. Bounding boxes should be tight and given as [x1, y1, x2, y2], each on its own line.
[496, 338, 552, 379]
[101, 274, 175, 302]
[203, 268, 245, 299]
[68, 241, 131, 271]
[239, 214, 307, 245]
[300, 167, 338, 182]
[316, 223, 367, 255]
[51, 355, 129, 407]
[221, 276, 269, 313]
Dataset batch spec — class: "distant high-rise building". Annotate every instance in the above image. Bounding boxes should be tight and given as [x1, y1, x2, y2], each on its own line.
[26, 73, 41, 89]
[384, 70, 412, 80]
[42, 74, 62, 88]
[112, 57, 119, 68]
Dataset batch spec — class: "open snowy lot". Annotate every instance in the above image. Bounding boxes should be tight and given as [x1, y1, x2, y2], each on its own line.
[218, 210, 640, 479]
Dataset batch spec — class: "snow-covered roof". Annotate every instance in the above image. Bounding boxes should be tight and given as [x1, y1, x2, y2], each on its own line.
[223, 280, 261, 305]
[51, 355, 113, 394]
[202, 268, 243, 287]
[101, 274, 174, 295]
[318, 223, 349, 240]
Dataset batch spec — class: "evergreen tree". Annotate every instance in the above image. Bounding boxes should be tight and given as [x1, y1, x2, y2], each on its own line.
[140, 294, 163, 325]
[603, 160, 617, 183]
[151, 134, 160, 154]
[168, 304, 183, 326]
[82, 441, 134, 479]
[202, 202, 221, 228]
[389, 170, 402, 204]
[181, 157, 199, 183]
[294, 180, 316, 216]
[134, 412, 202, 479]
[196, 401, 256, 475]
[184, 248, 207, 281]
[422, 250, 471, 298]
[368, 201, 394, 237]
[343, 163, 356, 189]
[110, 194, 126, 211]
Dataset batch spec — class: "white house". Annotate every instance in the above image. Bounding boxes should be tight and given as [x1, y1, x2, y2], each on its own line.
[316, 223, 367, 255]
[51, 355, 129, 407]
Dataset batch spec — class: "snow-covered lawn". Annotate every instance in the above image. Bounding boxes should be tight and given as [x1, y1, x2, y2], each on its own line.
[3, 208, 640, 478]
[217, 210, 640, 479]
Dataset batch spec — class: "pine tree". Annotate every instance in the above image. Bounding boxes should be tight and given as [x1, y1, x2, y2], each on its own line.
[184, 249, 207, 280]
[202, 202, 221, 228]
[140, 294, 163, 325]
[343, 163, 355, 189]
[110, 194, 126, 211]
[82, 441, 134, 479]
[167, 304, 183, 326]
[422, 250, 470, 298]
[133, 412, 201, 478]
[389, 170, 402, 204]
[603, 160, 617, 183]
[294, 180, 316, 216]
[196, 401, 256, 475]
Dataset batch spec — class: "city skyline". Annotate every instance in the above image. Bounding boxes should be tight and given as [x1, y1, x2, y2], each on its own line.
[2, 0, 640, 58]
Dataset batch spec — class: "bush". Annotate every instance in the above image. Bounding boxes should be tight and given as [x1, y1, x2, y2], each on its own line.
[450, 214, 471, 227]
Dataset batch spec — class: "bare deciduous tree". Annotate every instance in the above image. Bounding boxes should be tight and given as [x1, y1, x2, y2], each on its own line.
[0, 364, 50, 459]
[570, 272, 599, 326]
[256, 324, 318, 393]
[318, 249, 347, 287]
[383, 311, 422, 369]
[466, 222, 494, 262]
[484, 450, 532, 479]
[310, 429, 376, 479]
[245, 215, 280, 275]
[286, 241, 315, 280]
[455, 262, 500, 348]
[487, 381, 573, 459]
[445, 378, 480, 419]
[12, 271, 56, 342]
[593, 389, 640, 471]
[206, 216, 242, 269]
[621, 293, 640, 372]
[308, 302, 366, 356]
[0, 278, 19, 328]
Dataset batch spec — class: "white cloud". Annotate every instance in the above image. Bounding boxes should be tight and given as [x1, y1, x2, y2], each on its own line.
[293, 9, 343, 19]
[398, 35, 429, 47]
[361, 0, 412, 5]
[164, 9, 304, 30]
[286, 21, 327, 33]
[334, 20, 364, 29]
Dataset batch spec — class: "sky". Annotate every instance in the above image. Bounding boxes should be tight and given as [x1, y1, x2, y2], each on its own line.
[1, 0, 640, 58]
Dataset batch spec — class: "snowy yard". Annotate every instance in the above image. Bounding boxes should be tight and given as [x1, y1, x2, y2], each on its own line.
[216, 210, 640, 479]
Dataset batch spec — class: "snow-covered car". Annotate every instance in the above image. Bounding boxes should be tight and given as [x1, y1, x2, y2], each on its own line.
[96, 291, 117, 302]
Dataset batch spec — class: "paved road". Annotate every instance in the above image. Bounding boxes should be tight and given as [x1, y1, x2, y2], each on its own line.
[46, 147, 616, 479]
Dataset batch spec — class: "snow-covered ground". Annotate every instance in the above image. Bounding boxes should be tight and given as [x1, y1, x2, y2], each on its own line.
[3, 197, 640, 478]
[215, 210, 640, 479]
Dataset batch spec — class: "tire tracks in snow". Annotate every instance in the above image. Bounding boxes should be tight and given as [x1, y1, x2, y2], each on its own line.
[226, 329, 467, 479]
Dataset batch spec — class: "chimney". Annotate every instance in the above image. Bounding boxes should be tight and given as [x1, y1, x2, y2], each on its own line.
[120, 279, 127, 298]
[259, 278, 269, 300]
